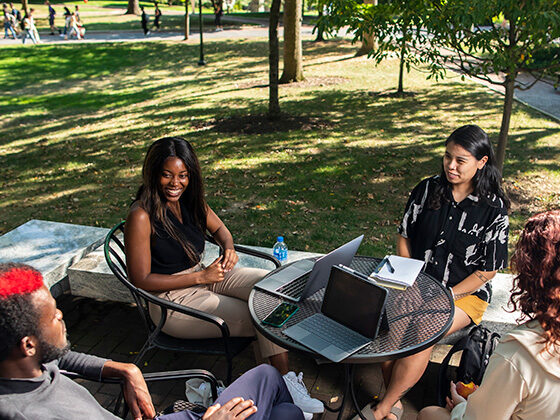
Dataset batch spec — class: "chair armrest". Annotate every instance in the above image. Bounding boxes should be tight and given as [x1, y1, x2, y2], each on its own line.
[143, 368, 217, 384]
[206, 236, 280, 269]
[233, 244, 281, 269]
[134, 287, 232, 338]
[143, 369, 219, 402]
[61, 369, 219, 409]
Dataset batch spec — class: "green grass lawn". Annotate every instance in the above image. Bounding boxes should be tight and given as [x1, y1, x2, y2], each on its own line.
[1, 38, 558, 257]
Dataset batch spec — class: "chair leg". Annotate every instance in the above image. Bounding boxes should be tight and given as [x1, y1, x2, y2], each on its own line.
[113, 389, 125, 417]
[226, 356, 233, 385]
[133, 341, 153, 366]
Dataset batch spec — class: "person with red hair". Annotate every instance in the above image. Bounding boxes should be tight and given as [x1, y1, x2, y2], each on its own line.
[418, 210, 560, 420]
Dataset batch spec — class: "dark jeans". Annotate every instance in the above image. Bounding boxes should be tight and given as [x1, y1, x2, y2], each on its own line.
[159, 365, 304, 420]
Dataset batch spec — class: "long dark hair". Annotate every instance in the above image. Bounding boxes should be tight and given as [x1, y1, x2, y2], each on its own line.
[428, 125, 510, 210]
[135, 137, 207, 264]
[510, 211, 560, 356]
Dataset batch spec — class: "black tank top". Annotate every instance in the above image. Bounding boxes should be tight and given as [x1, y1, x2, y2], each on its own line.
[150, 201, 206, 274]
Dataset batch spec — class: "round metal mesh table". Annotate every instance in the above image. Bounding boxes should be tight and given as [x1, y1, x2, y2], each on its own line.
[249, 255, 454, 363]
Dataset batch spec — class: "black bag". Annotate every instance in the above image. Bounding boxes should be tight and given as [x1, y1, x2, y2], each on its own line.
[437, 326, 500, 406]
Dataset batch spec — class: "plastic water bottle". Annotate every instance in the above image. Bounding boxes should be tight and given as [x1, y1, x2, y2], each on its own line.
[273, 236, 288, 263]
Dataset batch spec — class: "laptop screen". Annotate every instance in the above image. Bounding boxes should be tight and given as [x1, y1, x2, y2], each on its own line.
[321, 265, 388, 339]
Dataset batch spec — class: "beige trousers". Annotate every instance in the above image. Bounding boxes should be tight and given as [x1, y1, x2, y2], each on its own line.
[149, 264, 287, 359]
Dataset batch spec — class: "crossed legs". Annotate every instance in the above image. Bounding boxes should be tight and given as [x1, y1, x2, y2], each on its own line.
[371, 308, 471, 420]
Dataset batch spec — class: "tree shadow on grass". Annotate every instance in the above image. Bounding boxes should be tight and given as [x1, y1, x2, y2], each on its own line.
[1, 38, 559, 247]
[194, 114, 334, 135]
[0, 39, 270, 96]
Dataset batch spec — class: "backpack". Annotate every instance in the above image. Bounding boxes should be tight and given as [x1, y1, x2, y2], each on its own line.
[437, 325, 500, 406]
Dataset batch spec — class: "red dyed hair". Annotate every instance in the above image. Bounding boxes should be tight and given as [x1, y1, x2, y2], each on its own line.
[0, 265, 44, 298]
[510, 211, 560, 355]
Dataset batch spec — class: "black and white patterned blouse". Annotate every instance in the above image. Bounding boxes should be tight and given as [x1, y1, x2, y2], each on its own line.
[398, 176, 509, 302]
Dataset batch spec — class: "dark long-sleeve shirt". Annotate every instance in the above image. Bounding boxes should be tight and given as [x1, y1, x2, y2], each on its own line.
[0, 351, 202, 420]
[0, 351, 117, 419]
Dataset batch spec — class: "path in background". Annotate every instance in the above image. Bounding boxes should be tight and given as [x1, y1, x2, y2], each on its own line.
[469, 72, 560, 121]
[0, 21, 317, 45]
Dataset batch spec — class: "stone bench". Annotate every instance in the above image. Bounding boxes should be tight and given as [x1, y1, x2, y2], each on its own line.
[67, 240, 322, 302]
[0, 220, 109, 297]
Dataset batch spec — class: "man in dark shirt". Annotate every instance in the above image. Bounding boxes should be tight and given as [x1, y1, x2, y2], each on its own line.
[45, 0, 59, 35]
[0, 263, 303, 420]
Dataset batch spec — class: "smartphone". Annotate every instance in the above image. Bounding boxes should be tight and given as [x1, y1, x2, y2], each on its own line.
[262, 302, 299, 328]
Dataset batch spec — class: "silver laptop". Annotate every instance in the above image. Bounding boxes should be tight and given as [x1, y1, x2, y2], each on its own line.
[283, 264, 388, 362]
[255, 235, 364, 302]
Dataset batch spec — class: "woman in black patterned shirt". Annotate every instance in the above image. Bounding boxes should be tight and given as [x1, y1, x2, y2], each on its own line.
[359, 125, 509, 420]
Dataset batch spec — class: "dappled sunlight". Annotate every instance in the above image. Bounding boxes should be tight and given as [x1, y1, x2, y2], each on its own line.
[0, 38, 558, 252]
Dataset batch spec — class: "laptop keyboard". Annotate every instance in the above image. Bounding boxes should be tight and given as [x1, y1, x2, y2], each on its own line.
[297, 314, 368, 349]
[276, 276, 307, 299]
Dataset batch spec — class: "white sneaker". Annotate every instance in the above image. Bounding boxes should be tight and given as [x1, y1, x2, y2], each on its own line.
[283, 371, 324, 413]
[303, 412, 313, 420]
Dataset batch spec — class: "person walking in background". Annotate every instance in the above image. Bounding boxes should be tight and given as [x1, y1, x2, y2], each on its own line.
[45, 0, 60, 35]
[9, 3, 20, 23]
[140, 6, 149, 35]
[213, 0, 223, 31]
[61, 6, 71, 36]
[66, 11, 82, 40]
[21, 8, 39, 44]
[152, 2, 161, 31]
[74, 4, 80, 23]
[8, 3, 21, 36]
[3, 4, 17, 39]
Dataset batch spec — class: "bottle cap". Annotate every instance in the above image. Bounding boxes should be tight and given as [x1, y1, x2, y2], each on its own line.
[277, 236, 284, 242]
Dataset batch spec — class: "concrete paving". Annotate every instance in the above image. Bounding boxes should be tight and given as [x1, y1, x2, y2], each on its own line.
[0, 18, 318, 45]
[463, 71, 560, 122]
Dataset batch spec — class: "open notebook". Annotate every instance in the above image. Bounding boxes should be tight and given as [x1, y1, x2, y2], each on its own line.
[370, 255, 425, 290]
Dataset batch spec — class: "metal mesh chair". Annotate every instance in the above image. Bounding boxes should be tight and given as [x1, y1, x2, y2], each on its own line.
[104, 221, 280, 384]
[62, 368, 216, 418]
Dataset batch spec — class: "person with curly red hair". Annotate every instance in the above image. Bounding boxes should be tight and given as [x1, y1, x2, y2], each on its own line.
[418, 210, 560, 420]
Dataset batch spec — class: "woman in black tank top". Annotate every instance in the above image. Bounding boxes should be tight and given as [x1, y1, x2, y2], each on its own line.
[124, 138, 318, 400]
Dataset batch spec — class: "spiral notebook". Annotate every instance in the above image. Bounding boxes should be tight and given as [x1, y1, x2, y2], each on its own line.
[369, 255, 425, 290]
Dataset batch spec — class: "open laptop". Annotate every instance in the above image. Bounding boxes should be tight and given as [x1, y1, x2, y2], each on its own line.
[255, 235, 363, 302]
[283, 264, 388, 362]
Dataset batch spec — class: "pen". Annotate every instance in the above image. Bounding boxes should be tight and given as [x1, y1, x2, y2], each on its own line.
[374, 256, 395, 274]
[338, 264, 370, 281]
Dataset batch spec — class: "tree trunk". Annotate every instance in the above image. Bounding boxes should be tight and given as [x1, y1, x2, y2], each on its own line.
[355, 0, 377, 56]
[280, 0, 304, 83]
[397, 55, 405, 93]
[397, 25, 407, 94]
[269, 0, 282, 117]
[314, 7, 324, 42]
[126, 0, 141, 15]
[21, 0, 29, 15]
[496, 74, 516, 175]
[184, 0, 190, 40]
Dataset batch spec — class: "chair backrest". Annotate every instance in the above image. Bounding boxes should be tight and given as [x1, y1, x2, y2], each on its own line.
[104, 221, 236, 337]
[104, 221, 158, 335]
